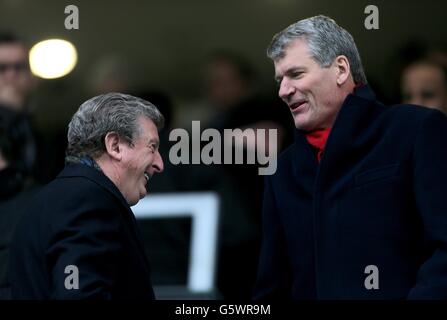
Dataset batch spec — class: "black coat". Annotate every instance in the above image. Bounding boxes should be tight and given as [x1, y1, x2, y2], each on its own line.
[254, 85, 447, 299]
[9, 164, 155, 299]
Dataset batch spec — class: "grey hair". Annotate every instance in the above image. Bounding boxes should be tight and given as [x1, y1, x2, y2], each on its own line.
[66, 92, 164, 159]
[267, 15, 367, 85]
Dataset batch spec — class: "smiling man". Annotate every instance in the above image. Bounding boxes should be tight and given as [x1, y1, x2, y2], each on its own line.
[254, 15, 447, 299]
[8, 93, 164, 299]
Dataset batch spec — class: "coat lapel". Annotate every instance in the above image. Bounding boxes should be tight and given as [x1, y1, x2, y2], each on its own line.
[292, 129, 319, 197]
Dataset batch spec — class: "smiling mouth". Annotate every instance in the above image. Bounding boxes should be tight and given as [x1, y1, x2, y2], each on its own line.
[144, 173, 150, 182]
[289, 101, 307, 111]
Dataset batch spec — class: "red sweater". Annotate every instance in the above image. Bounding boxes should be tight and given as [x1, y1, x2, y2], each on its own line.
[305, 85, 364, 162]
[305, 128, 331, 163]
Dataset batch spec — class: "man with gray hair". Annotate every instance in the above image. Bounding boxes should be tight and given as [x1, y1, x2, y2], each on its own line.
[255, 15, 447, 299]
[8, 93, 164, 299]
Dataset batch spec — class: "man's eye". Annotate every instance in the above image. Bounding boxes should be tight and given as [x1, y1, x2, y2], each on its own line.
[291, 72, 302, 78]
[148, 144, 156, 152]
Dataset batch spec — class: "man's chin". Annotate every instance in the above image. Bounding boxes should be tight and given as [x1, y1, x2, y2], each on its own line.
[127, 192, 145, 206]
[139, 187, 148, 199]
[294, 119, 314, 131]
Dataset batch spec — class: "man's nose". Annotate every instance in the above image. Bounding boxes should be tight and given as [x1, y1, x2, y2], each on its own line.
[153, 151, 164, 173]
[278, 78, 295, 101]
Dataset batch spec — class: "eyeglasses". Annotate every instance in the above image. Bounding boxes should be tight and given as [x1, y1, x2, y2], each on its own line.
[0, 62, 30, 74]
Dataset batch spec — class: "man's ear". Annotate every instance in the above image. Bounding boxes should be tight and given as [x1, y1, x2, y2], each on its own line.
[334, 55, 351, 86]
[104, 132, 122, 161]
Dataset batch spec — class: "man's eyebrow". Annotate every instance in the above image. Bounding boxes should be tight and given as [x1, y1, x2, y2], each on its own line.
[285, 66, 305, 74]
[148, 138, 160, 148]
[275, 67, 305, 82]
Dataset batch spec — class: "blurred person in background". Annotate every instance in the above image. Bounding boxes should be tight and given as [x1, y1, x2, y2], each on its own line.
[0, 32, 34, 112]
[401, 54, 447, 114]
[0, 32, 62, 185]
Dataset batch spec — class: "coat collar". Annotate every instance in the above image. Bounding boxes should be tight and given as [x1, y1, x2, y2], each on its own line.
[57, 163, 130, 211]
[320, 85, 385, 179]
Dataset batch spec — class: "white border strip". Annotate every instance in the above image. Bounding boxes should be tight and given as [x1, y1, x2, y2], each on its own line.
[131, 192, 219, 293]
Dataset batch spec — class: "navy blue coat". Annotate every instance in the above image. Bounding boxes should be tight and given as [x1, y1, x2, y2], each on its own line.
[8, 164, 155, 299]
[254, 85, 447, 299]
